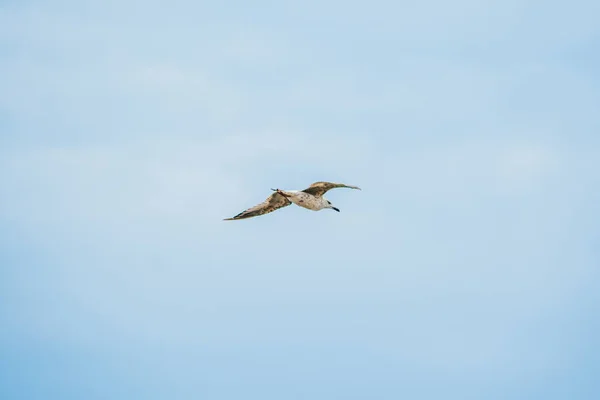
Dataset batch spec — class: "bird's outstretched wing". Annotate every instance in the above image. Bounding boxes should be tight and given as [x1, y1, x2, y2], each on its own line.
[301, 181, 361, 197]
[224, 192, 291, 220]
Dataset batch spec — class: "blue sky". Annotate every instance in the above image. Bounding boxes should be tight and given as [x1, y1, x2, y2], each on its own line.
[1, 1, 599, 399]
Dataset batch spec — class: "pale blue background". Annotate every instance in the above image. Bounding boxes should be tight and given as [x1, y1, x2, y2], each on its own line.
[1, 1, 599, 399]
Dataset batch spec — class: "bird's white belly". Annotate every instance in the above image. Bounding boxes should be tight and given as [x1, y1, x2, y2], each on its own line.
[289, 192, 326, 211]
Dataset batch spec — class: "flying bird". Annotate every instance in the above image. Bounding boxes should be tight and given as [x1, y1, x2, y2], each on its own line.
[224, 181, 361, 221]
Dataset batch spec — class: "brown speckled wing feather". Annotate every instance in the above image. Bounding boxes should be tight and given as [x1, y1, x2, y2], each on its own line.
[301, 181, 361, 197]
[224, 192, 291, 220]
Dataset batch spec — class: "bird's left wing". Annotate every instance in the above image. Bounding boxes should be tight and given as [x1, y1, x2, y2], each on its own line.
[224, 192, 291, 220]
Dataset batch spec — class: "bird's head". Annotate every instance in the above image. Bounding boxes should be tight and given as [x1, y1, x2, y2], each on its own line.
[326, 199, 340, 212]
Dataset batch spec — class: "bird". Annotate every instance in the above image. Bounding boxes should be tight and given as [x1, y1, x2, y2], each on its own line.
[224, 181, 361, 221]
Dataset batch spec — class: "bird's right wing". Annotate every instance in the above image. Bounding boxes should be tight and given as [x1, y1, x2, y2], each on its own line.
[224, 192, 291, 220]
[301, 181, 361, 197]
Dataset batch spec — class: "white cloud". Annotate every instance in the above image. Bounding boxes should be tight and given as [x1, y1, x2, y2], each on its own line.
[374, 140, 561, 202]
[495, 143, 557, 187]
[0, 132, 376, 231]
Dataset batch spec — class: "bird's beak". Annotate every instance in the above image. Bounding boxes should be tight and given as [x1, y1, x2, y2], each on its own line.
[332, 207, 340, 212]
